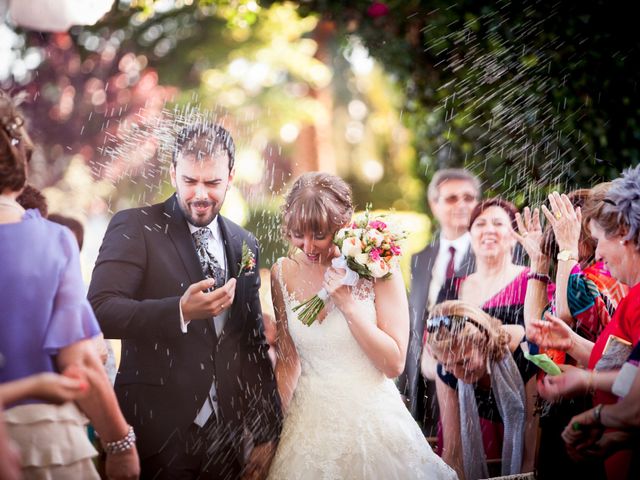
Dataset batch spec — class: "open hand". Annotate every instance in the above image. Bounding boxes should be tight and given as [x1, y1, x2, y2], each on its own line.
[541, 191, 581, 255]
[526, 311, 574, 351]
[181, 278, 237, 322]
[513, 206, 546, 266]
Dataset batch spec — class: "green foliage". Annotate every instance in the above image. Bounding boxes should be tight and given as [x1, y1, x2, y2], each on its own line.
[271, 0, 640, 206]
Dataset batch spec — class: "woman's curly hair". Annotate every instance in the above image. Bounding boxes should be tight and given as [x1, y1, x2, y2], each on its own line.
[604, 165, 640, 251]
[426, 300, 511, 363]
[586, 167, 640, 251]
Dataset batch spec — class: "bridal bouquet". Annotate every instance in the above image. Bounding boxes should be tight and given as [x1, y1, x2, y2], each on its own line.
[294, 209, 406, 326]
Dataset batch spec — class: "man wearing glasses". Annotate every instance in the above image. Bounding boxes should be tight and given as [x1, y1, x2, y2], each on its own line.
[399, 168, 481, 437]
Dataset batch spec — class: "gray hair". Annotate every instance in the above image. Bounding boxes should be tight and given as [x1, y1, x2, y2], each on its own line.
[427, 168, 481, 202]
[607, 164, 640, 250]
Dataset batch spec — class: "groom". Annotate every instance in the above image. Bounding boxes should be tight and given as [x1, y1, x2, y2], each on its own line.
[88, 123, 282, 479]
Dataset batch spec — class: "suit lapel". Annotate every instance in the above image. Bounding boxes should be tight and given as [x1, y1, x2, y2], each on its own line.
[422, 237, 439, 294]
[217, 216, 242, 341]
[218, 216, 240, 280]
[164, 195, 203, 284]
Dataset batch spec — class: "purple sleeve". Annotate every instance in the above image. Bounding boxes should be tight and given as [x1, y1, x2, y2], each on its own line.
[43, 227, 101, 354]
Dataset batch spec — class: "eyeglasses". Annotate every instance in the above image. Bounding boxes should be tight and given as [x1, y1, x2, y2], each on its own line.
[441, 193, 477, 205]
[426, 314, 489, 339]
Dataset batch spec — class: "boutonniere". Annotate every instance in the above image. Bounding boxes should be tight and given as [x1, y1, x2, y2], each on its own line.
[237, 240, 256, 278]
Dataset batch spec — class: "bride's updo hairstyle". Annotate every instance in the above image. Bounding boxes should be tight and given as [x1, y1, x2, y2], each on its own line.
[281, 172, 354, 241]
[426, 300, 510, 363]
[0, 91, 33, 194]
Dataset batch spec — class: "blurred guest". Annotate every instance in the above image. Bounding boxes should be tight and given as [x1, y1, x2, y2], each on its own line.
[542, 165, 640, 478]
[398, 168, 480, 436]
[539, 187, 628, 345]
[438, 198, 545, 333]
[46, 213, 116, 379]
[427, 300, 538, 479]
[0, 90, 139, 479]
[435, 197, 551, 475]
[15, 185, 47, 217]
[520, 187, 628, 479]
[48, 213, 84, 250]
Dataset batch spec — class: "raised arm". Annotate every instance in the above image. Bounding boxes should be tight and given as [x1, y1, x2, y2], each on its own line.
[271, 261, 301, 412]
[541, 192, 582, 325]
[513, 207, 552, 331]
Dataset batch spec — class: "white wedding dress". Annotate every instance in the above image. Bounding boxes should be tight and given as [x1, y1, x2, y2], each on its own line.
[267, 260, 457, 480]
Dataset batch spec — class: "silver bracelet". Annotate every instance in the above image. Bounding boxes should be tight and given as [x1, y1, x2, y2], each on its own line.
[102, 425, 136, 455]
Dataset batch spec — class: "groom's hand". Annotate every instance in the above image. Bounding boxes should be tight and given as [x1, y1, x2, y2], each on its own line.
[242, 441, 276, 480]
[181, 278, 236, 322]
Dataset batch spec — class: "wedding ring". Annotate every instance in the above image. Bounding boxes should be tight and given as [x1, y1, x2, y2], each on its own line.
[555, 212, 562, 220]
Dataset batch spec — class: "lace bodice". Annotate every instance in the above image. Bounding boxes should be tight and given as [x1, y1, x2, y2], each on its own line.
[275, 258, 383, 389]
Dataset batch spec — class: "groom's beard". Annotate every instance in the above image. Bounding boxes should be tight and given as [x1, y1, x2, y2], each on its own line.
[177, 195, 222, 227]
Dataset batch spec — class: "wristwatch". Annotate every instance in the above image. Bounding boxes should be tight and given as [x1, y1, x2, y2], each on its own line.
[557, 250, 578, 262]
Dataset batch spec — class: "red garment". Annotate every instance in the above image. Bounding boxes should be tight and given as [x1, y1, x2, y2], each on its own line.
[588, 282, 640, 479]
[588, 281, 640, 372]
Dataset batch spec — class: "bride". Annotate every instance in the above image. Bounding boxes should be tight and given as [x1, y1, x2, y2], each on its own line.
[267, 172, 457, 479]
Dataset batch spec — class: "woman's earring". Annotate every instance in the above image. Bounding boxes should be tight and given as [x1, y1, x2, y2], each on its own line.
[620, 239, 627, 245]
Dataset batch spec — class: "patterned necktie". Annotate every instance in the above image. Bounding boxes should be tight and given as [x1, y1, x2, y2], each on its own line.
[193, 227, 226, 291]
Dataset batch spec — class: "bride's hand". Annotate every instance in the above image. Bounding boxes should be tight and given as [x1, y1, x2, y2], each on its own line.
[323, 267, 355, 314]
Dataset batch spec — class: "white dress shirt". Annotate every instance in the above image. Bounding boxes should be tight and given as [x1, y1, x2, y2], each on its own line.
[427, 232, 471, 310]
[180, 216, 229, 425]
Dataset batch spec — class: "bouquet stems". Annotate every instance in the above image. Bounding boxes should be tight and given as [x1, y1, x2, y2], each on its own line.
[292, 292, 327, 326]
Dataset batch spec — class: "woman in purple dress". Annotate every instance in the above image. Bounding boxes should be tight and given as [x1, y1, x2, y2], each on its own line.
[0, 91, 139, 479]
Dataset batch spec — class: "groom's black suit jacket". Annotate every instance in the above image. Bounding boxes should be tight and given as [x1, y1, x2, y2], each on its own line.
[88, 195, 282, 460]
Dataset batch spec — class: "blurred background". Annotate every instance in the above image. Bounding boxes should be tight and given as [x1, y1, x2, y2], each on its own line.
[1, 0, 638, 279]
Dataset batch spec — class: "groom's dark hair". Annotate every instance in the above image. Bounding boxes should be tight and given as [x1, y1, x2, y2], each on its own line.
[172, 122, 235, 171]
